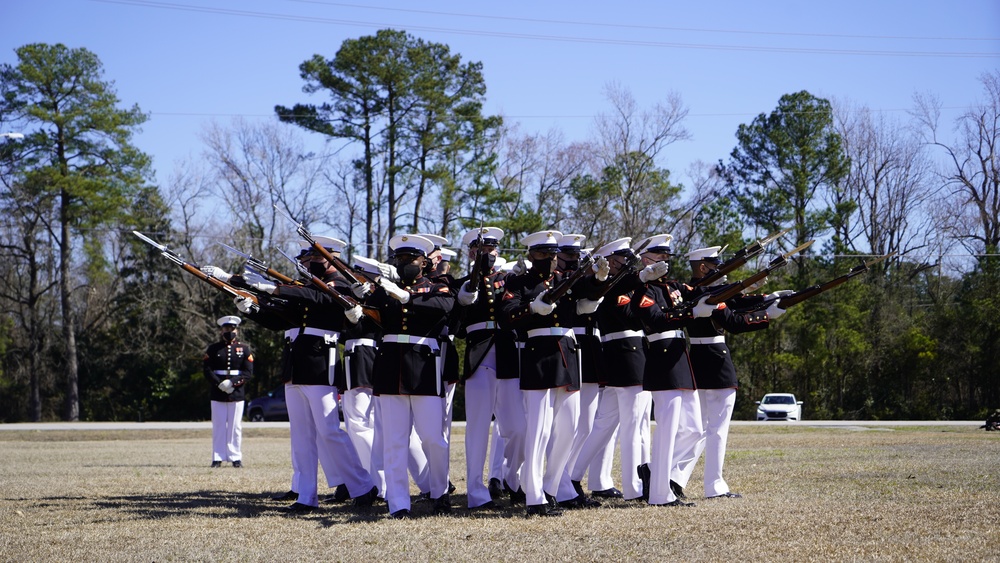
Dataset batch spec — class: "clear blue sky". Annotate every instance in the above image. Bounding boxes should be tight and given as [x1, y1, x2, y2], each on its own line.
[4, 0, 999, 190]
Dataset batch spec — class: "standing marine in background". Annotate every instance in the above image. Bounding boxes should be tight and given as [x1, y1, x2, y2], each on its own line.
[204, 315, 253, 468]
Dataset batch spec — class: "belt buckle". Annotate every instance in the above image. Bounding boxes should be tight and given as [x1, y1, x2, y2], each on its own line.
[324, 333, 336, 345]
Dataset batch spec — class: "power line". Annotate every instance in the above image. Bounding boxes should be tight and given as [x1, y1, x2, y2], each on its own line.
[91, 0, 1000, 59]
[281, 0, 1000, 43]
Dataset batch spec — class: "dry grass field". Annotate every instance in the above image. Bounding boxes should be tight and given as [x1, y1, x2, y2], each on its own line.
[1, 423, 998, 562]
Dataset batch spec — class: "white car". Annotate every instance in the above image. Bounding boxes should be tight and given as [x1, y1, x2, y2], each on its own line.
[755, 393, 803, 421]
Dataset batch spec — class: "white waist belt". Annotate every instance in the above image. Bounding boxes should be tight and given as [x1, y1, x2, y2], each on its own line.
[466, 321, 498, 333]
[515, 342, 525, 349]
[383, 334, 439, 350]
[527, 327, 576, 339]
[344, 338, 377, 353]
[602, 330, 644, 342]
[285, 327, 340, 344]
[689, 335, 726, 345]
[647, 330, 685, 343]
[573, 327, 602, 338]
[213, 370, 241, 376]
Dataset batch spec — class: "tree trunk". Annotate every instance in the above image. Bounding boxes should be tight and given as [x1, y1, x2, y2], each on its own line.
[60, 188, 79, 421]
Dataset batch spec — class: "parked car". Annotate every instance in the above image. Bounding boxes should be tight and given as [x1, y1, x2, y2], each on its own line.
[755, 393, 803, 421]
[247, 386, 288, 422]
[245, 385, 344, 422]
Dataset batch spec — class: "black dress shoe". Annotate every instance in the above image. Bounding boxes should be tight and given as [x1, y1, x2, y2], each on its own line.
[232, 460, 242, 468]
[448, 481, 457, 495]
[526, 503, 563, 517]
[210, 461, 222, 468]
[560, 493, 601, 509]
[666, 499, 696, 507]
[433, 494, 452, 515]
[504, 481, 526, 505]
[591, 487, 623, 499]
[571, 480, 585, 496]
[353, 486, 379, 507]
[390, 509, 412, 519]
[281, 502, 317, 514]
[669, 480, 687, 500]
[473, 500, 497, 510]
[637, 464, 651, 500]
[488, 478, 504, 500]
[334, 483, 351, 502]
[544, 492, 558, 509]
[707, 491, 743, 499]
[415, 492, 432, 503]
[272, 490, 298, 502]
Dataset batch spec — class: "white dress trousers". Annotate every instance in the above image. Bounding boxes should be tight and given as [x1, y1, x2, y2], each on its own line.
[522, 386, 579, 506]
[379, 394, 449, 514]
[566, 383, 617, 492]
[285, 383, 373, 507]
[210, 400, 244, 462]
[571, 385, 650, 500]
[670, 388, 736, 496]
[464, 344, 527, 507]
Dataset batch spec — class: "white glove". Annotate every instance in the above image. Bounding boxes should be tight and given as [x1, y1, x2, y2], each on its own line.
[377, 262, 399, 282]
[743, 276, 768, 293]
[378, 277, 410, 303]
[576, 297, 602, 315]
[765, 300, 786, 319]
[234, 295, 255, 313]
[200, 265, 232, 282]
[529, 292, 556, 316]
[639, 261, 669, 283]
[692, 294, 721, 318]
[218, 379, 235, 394]
[351, 281, 373, 298]
[512, 255, 528, 276]
[592, 256, 610, 282]
[344, 304, 364, 324]
[457, 281, 479, 306]
[249, 279, 277, 294]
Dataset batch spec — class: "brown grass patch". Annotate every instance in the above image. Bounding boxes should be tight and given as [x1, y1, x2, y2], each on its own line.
[1, 425, 997, 561]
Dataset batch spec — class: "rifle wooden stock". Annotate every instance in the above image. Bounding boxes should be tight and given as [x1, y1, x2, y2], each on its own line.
[773, 264, 869, 310]
[542, 257, 594, 304]
[179, 262, 260, 305]
[295, 265, 382, 327]
[704, 255, 789, 305]
[694, 229, 787, 287]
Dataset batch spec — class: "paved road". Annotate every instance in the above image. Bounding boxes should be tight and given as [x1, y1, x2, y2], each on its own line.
[0, 420, 983, 431]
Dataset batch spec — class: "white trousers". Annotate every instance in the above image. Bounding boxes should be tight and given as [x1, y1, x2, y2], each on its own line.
[210, 400, 244, 462]
[371, 398, 431, 496]
[342, 387, 385, 494]
[567, 383, 617, 492]
[488, 421, 504, 481]
[380, 394, 449, 514]
[464, 345, 527, 507]
[285, 384, 372, 507]
[571, 386, 650, 500]
[671, 388, 736, 497]
[648, 390, 686, 504]
[523, 387, 579, 506]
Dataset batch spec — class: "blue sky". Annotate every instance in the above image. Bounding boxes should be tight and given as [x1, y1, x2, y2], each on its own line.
[4, 0, 999, 191]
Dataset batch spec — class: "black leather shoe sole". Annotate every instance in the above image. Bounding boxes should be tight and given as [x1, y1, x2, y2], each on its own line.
[353, 486, 379, 507]
[591, 487, 623, 498]
[390, 509, 412, 519]
[272, 490, 298, 501]
[526, 504, 564, 517]
[488, 478, 504, 500]
[281, 502, 317, 514]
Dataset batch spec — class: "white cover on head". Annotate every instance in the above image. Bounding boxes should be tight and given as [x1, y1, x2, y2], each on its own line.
[461, 227, 505, 248]
[217, 315, 241, 327]
[351, 255, 383, 275]
[298, 235, 347, 254]
[558, 233, 587, 249]
[593, 237, 634, 257]
[439, 248, 457, 261]
[686, 246, 722, 261]
[637, 233, 674, 253]
[520, 230, 563, 249]
[418, 233, 449, 248]
[389, 234, 435, 256]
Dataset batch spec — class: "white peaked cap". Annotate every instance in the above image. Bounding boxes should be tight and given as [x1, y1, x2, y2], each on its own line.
[418, 233, 449, 249]
[686, 246, 723, 261]
[217, 315, 241, 327]
[594, 237, 634, 257]
[389, 234, 435, 256]
[439, 248, 458, 261]
[637, 234, 674, 254]
[461, 227, 504, 248]
[298, 235, 347, 254]
[520, 230, 563, 249]
[351, 255, 382, 275]
[558, 234, 587, 249]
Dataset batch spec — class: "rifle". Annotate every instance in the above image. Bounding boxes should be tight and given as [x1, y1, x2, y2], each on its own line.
[694, 229, 789, 287]
[590, 237, 652, 299]
[276, 248, 382, 327]
[739, 252, 896, 313]
[468, 225, 492, 294]
[133, 231, 260, 312]
[541, 253, 597, 305]
[273, 205, 378, 287]
[694, 241, 815, 306]
[217, 242, 295, 284]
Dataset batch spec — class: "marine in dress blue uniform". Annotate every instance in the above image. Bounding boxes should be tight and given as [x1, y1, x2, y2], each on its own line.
[204, 315, 253, 468]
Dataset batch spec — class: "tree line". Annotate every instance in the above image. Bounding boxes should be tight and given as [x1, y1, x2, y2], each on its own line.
[1, 35, 997, 422]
